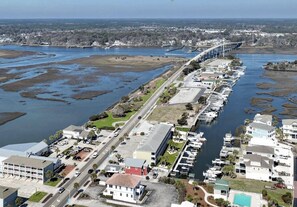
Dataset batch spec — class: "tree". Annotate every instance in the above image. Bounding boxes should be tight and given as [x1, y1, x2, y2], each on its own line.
[111, 145, 116, 151]
[92, 163, 98, 171]
[282, 192, 292, 204]
[45, 170, 54, 181]
[91, 173, 97, 183]
[222, 165, 234, 176]
[121, 96, 130, 103]
[185, 103, 193, 110]
[167, 140, 177, 151]
[262, 189, 268, 197]
[74, 182, 80, 191]
[55, 148, 60, 154]
[87, 130, 96, 139]
[15, 197, 23, 207]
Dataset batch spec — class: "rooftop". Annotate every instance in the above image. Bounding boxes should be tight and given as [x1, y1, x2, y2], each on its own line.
[282, 119, 297, 125]
[244, 154, 273, 169]
[249, 122, 275, 132]
[246, 145, 274, 155]
[254, 114, 272, 125]
[125, 158, 147, 168]
[3, 155, 53, 169]
[106, 174, 141, 188]
[136, 123, 172, 153]
[63, 125, 83, 132]
[2, 141, 48, 154]
[0, 185, 17, 199]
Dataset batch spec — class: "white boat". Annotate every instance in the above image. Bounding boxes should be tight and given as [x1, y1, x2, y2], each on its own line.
[189, 141, 203, 149]
[212, 159, 225, 165]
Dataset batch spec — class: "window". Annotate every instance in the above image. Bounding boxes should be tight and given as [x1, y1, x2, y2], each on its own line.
[120, 193, 122, 196]
[126, 194, 128, 197]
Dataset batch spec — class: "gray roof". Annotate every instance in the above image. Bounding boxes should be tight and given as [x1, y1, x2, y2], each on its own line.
[249, 122, 275, 131]
[0, 186, 17, 199]
[125, 158, 147, 168]
[3, 155, 53, 169]
[136, 123, 172, 152]
[254, 114, 272, 124]
[282, 119, 297, 125]
[64, 125, 83, 132]
[104, 164, 122, 173]
[246, 145, 274, 155]
[80, 130, 89, 138]
[2, 141, 48, 154]
[244, 154, 273, 169]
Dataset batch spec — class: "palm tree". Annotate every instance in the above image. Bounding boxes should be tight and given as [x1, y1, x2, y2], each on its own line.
[92, 164, 98, 171]
[45, 170, 54, 181]
[73, 182, 80, 191]
[91, 173, 97, 183]
[167, 140, 176, 151]
[15, 197, 23, 207]
[55, 148, 60, 154]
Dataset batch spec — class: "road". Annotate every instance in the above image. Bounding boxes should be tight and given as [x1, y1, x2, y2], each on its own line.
[45, 42, 239, 207]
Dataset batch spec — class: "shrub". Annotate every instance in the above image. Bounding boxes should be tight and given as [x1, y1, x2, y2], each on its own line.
[281, 192, 292, 204]
[262, 189, 267, 197]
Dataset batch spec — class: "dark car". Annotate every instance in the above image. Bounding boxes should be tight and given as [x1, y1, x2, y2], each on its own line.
[58, 187, 65, 194]
[88, 169, 94, 174]
[65, 155, 71, 160]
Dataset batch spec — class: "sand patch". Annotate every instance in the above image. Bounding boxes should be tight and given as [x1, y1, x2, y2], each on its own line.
[0, 50, 37, 59]
[0, 112, 26, 126]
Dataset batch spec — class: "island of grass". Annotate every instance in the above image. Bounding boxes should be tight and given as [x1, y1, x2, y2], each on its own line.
[29, 191, 48, 202]
[44, 177, 62, 187]
[264, 60, 297, 71]
[88, 77, 166, 130]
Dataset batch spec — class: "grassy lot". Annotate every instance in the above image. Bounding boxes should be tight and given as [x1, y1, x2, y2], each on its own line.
[176, 127, 190, 132]
[29, 191, 47, 202]
[92, 111, 135, 129]
[92, 78, 165, 129]
[158, 141, 186, 169]
[44, 177, 62, 187]
[224, 177, 292, 207]
[148, 104, 187, 124]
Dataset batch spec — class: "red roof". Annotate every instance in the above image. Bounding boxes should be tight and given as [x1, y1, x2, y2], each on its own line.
[106, 174, 141, 188]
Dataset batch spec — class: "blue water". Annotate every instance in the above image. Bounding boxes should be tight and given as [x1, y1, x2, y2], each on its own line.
[0, 45, 195, 147]
[193, 53, 297, 180]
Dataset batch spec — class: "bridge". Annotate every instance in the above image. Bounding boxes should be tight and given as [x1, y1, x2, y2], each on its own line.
[185, 41, 242, 65]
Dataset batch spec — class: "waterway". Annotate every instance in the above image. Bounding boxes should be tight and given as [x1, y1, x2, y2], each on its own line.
[193, 53, 297, 180]
[0, 45, 195, 147]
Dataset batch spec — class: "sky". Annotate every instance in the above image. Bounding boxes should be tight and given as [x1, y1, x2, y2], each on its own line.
[0, 0, 296, 19]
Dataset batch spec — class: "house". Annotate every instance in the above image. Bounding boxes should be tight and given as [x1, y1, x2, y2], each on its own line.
[243, 154, 273, 182]
[2, 155, 54, 183]
[0, 186, 17, 207]
[214, 179, 230, 200]
[124, 158, 148, 176]
[1, 141, 49, 156]
[246, 122, 275, 139]
[133, 123, 173, 165]
[63, 125, 89, 140]
[103, 174, 145, 203]
[104, 164, 123, 175]
[171, 201, 196, 207]
[245, 145, 274, 159]
[253, 114, 272, 126]
[282, 119, 297, 142]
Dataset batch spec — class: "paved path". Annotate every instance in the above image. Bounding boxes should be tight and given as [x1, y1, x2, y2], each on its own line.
[197, 185, 218, 207]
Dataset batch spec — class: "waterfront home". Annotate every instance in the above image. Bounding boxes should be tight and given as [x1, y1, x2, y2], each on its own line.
[124, 158, 148, 176]
[103, 174, 145, 203]
[253, 114, 272, 126]
[62, 125, 89, 140]
[245, 145, 274, 159]
[240, 154, 273, 182]
[2, 155, 54, 183]
[246, 122, 275, 139]
[214, 179, 230, 200]
[1, 141, 49, 156]
[133, 123, 173, 165]
[282, 119, 297, 142]
[0, 185, 18, 207]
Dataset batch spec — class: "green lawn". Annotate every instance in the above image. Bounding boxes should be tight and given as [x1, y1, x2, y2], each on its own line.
[224, 177, 292, 207]
[176, 127, 190, 132]
[158, 141, 186, 169]
[92, 111, 135, 129]
[44, 177, 62, 187]
[29, 191, 47, 202]
[92, 78, 165, 130]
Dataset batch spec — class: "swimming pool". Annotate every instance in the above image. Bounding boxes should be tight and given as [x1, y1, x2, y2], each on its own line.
[233, 193, 252, 207]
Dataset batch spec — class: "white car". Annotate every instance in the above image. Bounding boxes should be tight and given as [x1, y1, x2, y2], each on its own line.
[74, 171, 81, 177]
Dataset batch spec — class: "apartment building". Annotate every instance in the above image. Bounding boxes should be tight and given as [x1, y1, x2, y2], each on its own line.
[282, 119, 297, 142]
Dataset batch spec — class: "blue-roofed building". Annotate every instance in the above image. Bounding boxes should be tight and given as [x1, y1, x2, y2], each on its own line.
[2, 141, 48, 156]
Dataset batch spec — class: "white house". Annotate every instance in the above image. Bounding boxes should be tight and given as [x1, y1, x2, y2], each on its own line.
[244, 154, 273, 182]
[246, 122, 275, 139]
[245, 145, 274, 159]
[253, 114, 272, 126]
[63, 125, 89, 140]
[213, 179, 230, 200]
[103, 174, 145, 203]
[282, 119, 297, 142]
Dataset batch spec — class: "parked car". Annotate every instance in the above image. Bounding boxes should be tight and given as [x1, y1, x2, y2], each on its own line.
[74, 171, 81, 177]
[58, 187, 65, 194]
[88, 169, 94, 174]
[274, 183, 286, 189]
[65, 155, 71, 160]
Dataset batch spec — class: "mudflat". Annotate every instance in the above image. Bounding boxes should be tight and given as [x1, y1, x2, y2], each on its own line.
[61, 55, 185, 72]
[0, 49, 36, 59]
[234, 47, 297, 55]
[0, 112, 26, 126]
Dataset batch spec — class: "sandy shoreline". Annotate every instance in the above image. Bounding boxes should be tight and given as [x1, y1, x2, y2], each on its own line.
[0, 49, 37, 59]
